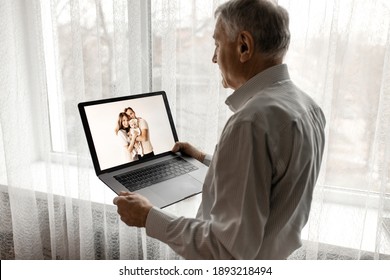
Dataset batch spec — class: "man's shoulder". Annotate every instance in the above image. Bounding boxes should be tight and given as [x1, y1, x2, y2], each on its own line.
[138, 118, 148, 128]
[230, 85, 321, 132]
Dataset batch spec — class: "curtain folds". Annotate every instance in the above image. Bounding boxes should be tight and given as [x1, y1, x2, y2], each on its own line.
[0, 0, 389, 260]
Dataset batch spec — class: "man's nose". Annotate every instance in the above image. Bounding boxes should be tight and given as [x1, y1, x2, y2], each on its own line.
[212, 51, 217, 63]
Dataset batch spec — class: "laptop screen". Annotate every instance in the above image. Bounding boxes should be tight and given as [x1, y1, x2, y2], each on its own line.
[79, 91, 178, 174]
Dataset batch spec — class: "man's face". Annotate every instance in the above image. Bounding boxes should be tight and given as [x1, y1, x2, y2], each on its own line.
[212, 19, 242, 90]
[126, 109, 136, 119]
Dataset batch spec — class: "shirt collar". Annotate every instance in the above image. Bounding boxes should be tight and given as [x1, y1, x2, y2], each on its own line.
[225, 64, 290, 112]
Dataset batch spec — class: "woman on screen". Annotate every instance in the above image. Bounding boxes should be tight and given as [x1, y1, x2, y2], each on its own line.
[115, 112, 138, 162]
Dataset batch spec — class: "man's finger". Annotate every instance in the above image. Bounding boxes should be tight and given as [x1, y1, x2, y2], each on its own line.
[119, 191, 132, 196]
[113, 195, 129, 205]
[171, 142, 182, 153]
[113, 196, 120, 205]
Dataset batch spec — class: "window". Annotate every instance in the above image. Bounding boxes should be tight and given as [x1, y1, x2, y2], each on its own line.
[280, 0, 390, 195]
[40, 0, 390, 199]
[40, 0, 152, 154]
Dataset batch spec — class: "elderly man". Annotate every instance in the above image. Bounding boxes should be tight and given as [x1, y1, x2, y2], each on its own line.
[114, 0, 325, 260]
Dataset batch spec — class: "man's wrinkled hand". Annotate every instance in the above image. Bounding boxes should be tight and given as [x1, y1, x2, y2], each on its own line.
[113, 191, 153, 228]
[172, 142, 205, 163]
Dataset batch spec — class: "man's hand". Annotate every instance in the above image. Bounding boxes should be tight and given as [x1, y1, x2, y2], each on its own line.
[172, 142, 205, 163]
[113, 192, 153, 227]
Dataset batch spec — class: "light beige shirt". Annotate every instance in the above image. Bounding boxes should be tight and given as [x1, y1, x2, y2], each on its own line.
[138, 118, 153, 154]
[146, 64, 326, 259]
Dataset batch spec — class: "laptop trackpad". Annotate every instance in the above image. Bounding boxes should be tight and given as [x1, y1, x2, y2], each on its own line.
[139, 175, 202, 208]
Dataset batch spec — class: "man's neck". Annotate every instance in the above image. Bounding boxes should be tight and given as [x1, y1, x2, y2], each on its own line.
[237, 55, 283, 89]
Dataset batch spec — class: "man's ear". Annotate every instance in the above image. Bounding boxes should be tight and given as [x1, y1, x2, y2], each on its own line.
[238, 31, 254, 63]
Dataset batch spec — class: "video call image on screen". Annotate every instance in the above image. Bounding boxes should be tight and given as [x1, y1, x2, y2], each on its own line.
[84, 95, 176, 171]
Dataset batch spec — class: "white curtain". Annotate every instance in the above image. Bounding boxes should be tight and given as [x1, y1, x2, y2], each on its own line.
[0, 0, 389, 260]
[281, 0, 390, 259]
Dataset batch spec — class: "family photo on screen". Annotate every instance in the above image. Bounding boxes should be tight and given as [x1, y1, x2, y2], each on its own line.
[83, 94, 175, 171]
[115, 107, 155, 163]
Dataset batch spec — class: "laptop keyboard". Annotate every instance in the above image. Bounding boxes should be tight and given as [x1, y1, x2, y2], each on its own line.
[114, 157, 199, 192]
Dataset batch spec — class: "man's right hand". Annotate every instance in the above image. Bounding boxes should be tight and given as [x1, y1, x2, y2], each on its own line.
[172, 142, 206, 163]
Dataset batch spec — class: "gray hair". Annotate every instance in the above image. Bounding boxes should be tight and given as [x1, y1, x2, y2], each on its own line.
[215, 0, 290, 60]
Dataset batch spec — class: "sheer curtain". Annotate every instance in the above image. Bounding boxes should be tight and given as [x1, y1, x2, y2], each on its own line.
[0, 0, 389, 260]
[281, 0, 390, 259]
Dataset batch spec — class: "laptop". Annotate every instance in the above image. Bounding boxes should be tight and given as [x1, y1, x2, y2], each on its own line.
[78, 91, 208, 208]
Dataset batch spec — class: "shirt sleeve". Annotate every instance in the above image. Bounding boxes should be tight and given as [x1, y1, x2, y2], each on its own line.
[138, 118, 148, 130]
[145, 120, 273, 259]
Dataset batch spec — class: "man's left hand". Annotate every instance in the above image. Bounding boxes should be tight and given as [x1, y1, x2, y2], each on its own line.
[113, 191, 153, 227]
